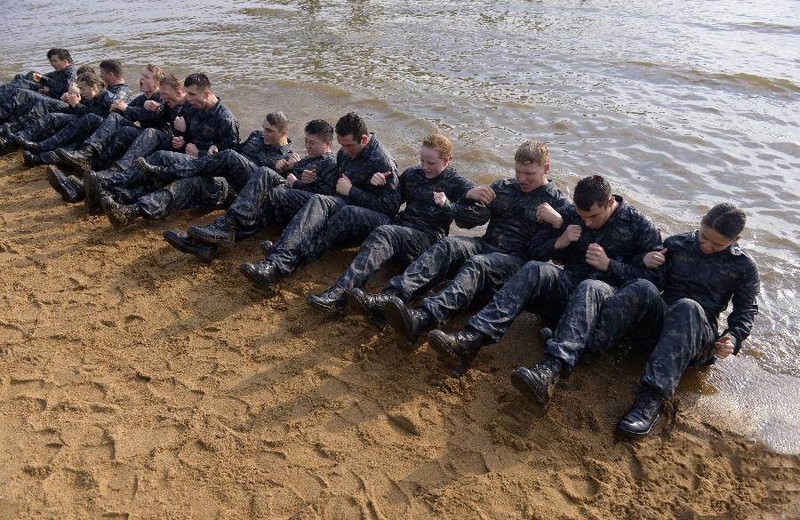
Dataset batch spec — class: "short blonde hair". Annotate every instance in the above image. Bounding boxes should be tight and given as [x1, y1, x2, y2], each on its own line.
[514, 140, 549, 166]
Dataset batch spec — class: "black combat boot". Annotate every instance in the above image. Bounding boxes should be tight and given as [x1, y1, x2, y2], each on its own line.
[46, 166, 81, 202]
[307, 286, 347, 312]
[384, 298, 433, 345]
[134, 156, 170, 181]
[510, 356, 564, 413]
[187, 215, 237, 248]
[346, 288, 396, 324]
[162, 230, 217, 263]
[616, 385, 665, 439]
[63, 175, 86, 202]
[240, 261, 281, 288]
[56, 146, 95, 173]
[0, 136, 16, 155]
[83, 170, 107, 215]
[427, 328, 488, 377]
[100, 196, 142, 228]
[22, 150, 43, 167]
[12, 135, 39, 152]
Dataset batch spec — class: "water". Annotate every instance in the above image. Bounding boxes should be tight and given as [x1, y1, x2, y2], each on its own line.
[2, 0, 799, 452]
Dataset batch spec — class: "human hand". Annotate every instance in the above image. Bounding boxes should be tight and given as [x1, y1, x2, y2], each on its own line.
[586, 243, 610, 271]
[287, 152, 301, 168]
[32, 72, 42, 82]
[185, 143, 199, 156]
[466, 185, 495, 205]
[536, 203, 563, 228]
[336, 176, 352, 196]
[64, 92, 80, 107]
[714, 335, 735, 359]
[300, 168, 317, 184]
[286, 173, 298, 187]
[39, 86, 50, 95]
[555, 224, 582, 249]
[173, 116, 186, 133]
[644, 248, 668, 269]
[172, 136, 185, 150]
[111, 99, 127, 112]
[433, 191, 448, 207]
[274, 159, 289, 173]
[207, 145, 219, 155]
[143, 100, 160, 111]
[370, 171, 391, 186]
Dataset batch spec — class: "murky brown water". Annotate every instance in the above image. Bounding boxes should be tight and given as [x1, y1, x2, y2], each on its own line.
[2, 0, 798, 452]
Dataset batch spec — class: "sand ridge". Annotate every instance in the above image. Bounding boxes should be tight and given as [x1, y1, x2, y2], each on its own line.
[1, 153, 799, 518]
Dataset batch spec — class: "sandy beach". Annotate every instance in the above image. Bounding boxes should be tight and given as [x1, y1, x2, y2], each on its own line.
[1, 152, 798, 518]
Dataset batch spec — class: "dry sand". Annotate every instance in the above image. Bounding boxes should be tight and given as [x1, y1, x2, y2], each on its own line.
[1, 153, 799, 519]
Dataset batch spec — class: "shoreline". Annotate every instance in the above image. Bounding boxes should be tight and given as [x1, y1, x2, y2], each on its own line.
[1, 152, 798, 518]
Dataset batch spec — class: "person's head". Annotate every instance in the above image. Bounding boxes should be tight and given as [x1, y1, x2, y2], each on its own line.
[139, 64, 164, 94]
[76, 72, 105, 100]
[514, 140, 550, 192]
[262, 111, 289, 146]
[335, 112, 369, 159]
[419, 133, 452, 178]
[99, 59, 124, 84]
[76, 65, 95, 76]
[699, 203, 745, 254]
[573, 175, 616, 229]
[159, 75, 186, 108]
[46, 48, 72, 70]
[303, 119, 334, 157]
[184, 73, 214, 109]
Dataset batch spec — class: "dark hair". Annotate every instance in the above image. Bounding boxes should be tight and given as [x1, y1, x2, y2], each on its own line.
[99, 59, 123, 78]
[335, 112, 368, 140]
[265, 111, 289, 133]
[184, 73, 211, 91]
[304, 119, 334, 144]
[702, 203, 746, 239]
[76, 71, 105, 90]
[161, 74, 184, 92]
[573, 175, 612, 211]
[76, 65, 95, 76]
[47, 48, 72, 63]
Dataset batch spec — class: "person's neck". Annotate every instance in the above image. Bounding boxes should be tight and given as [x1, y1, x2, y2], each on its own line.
[278, 137, 289, 146]
[106, 77, 125, 87]
[144, 87, 158, 98]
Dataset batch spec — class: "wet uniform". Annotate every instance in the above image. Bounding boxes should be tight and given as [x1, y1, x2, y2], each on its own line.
[386, 178, 567, 325]
[261, 133, 399, 276]
[465, 196, 661, 360]
[0, 64, 77, 121]
[587, 230, 759, 397]
[327, 164, 482, 292]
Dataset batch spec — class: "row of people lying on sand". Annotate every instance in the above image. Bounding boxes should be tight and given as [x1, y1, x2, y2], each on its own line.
[0, 55, 759, 440]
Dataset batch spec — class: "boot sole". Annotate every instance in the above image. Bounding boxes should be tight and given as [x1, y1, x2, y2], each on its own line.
[162, 231, 216, 263]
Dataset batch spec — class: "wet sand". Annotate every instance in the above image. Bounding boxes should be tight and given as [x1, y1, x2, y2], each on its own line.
[1, 152, 798, 518]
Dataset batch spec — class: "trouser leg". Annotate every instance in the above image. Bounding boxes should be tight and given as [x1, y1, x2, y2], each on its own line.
[641, 298, 717, 397]
[334, 225, 433, 290]
[587, 279, 666, 354]
[466, 262, 573, 343]
[137, 177, 231, 220]
[545, 279, 619, 368]
[383, 236, 485, 301]
[420, 252, 523, 324]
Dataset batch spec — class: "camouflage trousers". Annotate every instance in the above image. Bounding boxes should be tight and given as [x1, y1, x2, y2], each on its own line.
[383, 236, 524, 325]
[147, 149, 257, 192]
[136, 177, 231, 221]
[266, 194, 391, 276]
[588, 279, 717, 397]
[332, 224, 436, 291]
[467, 261, 577, 343]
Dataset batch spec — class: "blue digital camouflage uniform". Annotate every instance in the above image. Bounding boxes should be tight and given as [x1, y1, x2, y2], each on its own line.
[465, 196, 662, 359]
[386, 178, 568, 325]
[327, 164, 482, 292]
[260, 133, 399, 276]
[0, 64, 76, 120]
[587, 230, 759, 397]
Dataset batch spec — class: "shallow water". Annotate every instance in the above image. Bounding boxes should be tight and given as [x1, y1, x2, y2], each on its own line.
[2, 0, 798, 452]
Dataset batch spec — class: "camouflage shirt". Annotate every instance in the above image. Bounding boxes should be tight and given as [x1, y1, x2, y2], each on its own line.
[481, 178, 568, 259]
[336, 133, 399, 217]
[291, 152, 339, 195]
[183, 99, 240, 156]
[38, 64, 77, 98]
[120, 90, 165, 129]
[238, 131, 293, 170]
[658, 230, 759, 352]
[538, 195, 662, 287]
